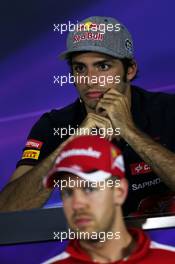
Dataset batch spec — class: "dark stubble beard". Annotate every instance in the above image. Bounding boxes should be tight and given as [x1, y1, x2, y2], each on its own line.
[89, 82, 128, 112]
[71, 208, 116, 243]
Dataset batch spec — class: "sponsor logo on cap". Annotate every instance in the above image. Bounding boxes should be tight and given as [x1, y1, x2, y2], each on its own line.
[22, 149, 40, 160]
[73, 32, 104, 43]
[125, 39, 133, 53]
[113, 155, 125, 172]
[111, 147, 118, 159]
[77, 21, 101, 32]
[56, 147, 101, 164]
[25, 139, 43, 150]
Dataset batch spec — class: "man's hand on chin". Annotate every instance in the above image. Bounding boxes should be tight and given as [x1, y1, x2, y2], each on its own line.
[79, 113, 114, 141]
[96, 89, 135, 139]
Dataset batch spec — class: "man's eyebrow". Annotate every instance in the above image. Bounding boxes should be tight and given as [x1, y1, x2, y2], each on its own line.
[71, 61, 85, 65]
[93, 59, 114, 65]
[72, 59, 114, 66]
[60, 186, 72, 192]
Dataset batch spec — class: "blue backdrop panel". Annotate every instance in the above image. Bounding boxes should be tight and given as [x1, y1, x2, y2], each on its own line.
[0, 0, 175, 263]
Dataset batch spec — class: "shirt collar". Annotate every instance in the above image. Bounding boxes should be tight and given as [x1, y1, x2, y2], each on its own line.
[65, 228, 150, 263]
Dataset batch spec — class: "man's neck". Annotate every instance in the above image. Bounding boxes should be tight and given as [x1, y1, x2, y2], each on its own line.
[79, 224, 136, 263]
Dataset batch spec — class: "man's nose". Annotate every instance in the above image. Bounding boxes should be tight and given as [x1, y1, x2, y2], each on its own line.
[85, 68, 98, 87]
[71, 190, 87, 210]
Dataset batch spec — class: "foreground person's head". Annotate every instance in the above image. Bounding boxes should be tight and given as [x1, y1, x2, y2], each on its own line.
[44, 135, 128, 242]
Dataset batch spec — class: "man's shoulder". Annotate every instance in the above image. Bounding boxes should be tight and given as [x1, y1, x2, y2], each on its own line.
[15, 99, 85, 167]
[37, 99, 85, 127]
[43, 99, 82, 119]
[131, 86, 175, 125]
[128, 228, 175, 263]
[132, 85, 175, 105]
[41, 251, 71, 264]
[150, 240, 175, 252]
[50, 99, 82, 116]
[148, 241, 175, 262]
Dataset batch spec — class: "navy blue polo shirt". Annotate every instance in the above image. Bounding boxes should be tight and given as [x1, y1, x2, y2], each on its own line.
[16, 86, 175, 215]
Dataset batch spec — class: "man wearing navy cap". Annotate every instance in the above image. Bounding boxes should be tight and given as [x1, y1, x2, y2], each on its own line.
[0, 16, 175, 213]
[42, 135, 175, 264]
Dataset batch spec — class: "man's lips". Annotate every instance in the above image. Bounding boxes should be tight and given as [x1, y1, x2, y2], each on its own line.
[85, 91, 103, 99]
[74, 217, 92, 227]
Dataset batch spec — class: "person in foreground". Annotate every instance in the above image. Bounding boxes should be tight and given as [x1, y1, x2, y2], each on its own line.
[42, 135, 175, 264]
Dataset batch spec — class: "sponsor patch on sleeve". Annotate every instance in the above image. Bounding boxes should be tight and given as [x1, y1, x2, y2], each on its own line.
[25, 139, 43, 150]
[130, 162, 152, 175]
[22, 149, 40, 160]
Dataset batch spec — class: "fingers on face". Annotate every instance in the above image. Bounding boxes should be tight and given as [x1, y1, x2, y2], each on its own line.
[87, 112, 112, 129]
[96, 99, 112, 114]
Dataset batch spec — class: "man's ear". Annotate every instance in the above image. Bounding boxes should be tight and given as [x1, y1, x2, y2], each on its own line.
[126, 60, 137, 81]
[113, 178, 128, 206]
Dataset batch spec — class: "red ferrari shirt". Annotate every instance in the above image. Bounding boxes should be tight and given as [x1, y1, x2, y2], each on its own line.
[42, 228, 175, 264]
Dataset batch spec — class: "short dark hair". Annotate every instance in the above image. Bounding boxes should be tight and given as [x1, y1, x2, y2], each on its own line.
[120, 58, 138, 81]
[66, 51, 138, 82]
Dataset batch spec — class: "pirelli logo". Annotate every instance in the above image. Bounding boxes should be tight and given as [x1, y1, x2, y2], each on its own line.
[22, 149, 40, 160]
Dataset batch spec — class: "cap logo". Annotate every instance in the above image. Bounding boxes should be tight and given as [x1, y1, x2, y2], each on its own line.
[60, 17, 134, 60]
[125, 39, 133, 53]
[77, 21, 102, 32]
[111, 147, 118, 158]
[73, 32, 104, 43]
[112, 155, 125, 171]
[56, 147, 101, 164]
